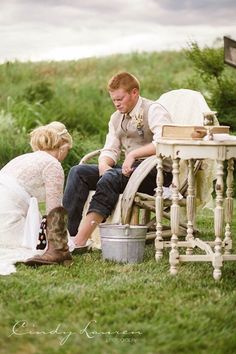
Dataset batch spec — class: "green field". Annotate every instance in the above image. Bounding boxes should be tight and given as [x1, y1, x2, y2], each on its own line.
[1, 47, 235, 176]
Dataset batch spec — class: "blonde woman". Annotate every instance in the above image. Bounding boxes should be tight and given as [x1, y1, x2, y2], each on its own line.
[0, 121, 73, 275]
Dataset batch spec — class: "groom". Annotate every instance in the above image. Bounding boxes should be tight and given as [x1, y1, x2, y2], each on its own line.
[63, 71, 172, 251]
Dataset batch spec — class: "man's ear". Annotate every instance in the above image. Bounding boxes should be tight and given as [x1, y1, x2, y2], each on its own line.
[131, 88, 139, 96]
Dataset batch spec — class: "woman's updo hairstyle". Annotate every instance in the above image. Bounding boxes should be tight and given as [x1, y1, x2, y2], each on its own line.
[30, 121, 73, 152]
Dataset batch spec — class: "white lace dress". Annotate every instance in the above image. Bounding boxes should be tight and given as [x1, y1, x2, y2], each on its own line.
[0, 151, 64, 275]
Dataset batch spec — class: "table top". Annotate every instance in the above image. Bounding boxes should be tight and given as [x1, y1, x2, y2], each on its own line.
[156, 138, 236, 160]
[156, 138, 236, 146]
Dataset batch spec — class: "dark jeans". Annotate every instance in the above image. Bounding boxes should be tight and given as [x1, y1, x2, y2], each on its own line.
[63, 163, 172, 236]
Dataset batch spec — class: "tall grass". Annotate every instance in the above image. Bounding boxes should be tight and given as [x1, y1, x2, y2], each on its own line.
[0, 50, 193, 170]
[0, 51, 192, 133]
[1, 48, 235, 180]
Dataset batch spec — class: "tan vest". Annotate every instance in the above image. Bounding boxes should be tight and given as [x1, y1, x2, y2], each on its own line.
[110, 97, 154, 156]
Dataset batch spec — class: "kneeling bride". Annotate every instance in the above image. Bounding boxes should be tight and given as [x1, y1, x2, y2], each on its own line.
[0, 121, 73, 275]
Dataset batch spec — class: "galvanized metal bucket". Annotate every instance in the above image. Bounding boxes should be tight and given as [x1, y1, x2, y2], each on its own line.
[99, 224, 147, 264]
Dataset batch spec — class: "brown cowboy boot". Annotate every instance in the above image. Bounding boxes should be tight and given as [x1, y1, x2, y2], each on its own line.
[25, 206, 73, 266]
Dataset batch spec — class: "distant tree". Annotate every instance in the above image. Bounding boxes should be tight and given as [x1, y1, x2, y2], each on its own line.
[185, 40, 236, 130]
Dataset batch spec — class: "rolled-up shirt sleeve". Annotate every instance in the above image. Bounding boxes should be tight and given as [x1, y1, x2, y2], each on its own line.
[148, 103, 172, 142]
[99, 118, 121, 164]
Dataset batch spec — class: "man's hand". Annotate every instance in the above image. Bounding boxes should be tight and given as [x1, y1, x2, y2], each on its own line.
[122, 153, 135, 177]
[98, 165, 112, 177]
[98, 156, 114, 176]
[121, 144, 156, 177]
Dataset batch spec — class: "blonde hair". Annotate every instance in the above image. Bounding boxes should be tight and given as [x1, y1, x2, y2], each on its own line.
[30, 121, 73, 152]
[107, 72, 140, 93]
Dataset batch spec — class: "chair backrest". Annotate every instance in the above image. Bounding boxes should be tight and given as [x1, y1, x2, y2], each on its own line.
[156, 89, 218, 126]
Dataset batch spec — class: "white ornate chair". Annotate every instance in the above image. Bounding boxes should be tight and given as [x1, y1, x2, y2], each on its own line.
[78, 89, 218, 248]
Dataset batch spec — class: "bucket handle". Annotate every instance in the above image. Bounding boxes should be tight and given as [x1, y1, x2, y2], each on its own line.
[124, 224, 130, 236]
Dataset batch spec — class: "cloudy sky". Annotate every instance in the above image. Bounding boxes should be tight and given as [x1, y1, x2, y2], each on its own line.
[1, 0, 236, 63]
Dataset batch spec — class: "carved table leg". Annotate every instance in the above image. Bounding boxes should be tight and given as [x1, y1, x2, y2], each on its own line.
[224, 159, 234, 255]
[186, 159, 195, 255]
[155, 155, 164, 261]
[213, 160, 224, 280]
[169, 158, 180, 275]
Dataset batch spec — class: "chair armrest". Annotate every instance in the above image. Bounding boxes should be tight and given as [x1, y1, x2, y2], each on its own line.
[79, 149, 102, 165]
[121, 155, 158, 224]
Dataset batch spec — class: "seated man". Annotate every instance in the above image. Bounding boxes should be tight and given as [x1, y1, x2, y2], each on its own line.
[63, 72, 173, 251]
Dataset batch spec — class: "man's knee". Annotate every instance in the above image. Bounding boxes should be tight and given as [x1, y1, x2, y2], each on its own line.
[68, 164, 97, 181]
[68, 164, 84, 178]
[97, 168, 122, 186]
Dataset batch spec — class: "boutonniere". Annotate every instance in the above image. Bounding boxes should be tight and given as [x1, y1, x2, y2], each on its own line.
[133, 111, 144, 138]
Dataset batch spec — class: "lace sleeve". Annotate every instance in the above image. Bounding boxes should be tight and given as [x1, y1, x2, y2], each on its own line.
[42, 161, 65, 213]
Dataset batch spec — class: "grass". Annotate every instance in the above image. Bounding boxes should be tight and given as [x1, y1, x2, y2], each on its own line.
[0, 207, 236, 354]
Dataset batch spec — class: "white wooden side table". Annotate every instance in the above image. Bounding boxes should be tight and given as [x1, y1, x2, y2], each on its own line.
[155, 138, 236, 280]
